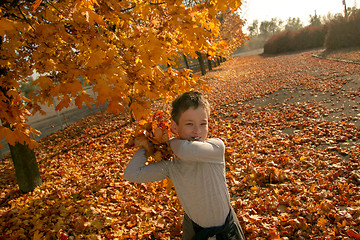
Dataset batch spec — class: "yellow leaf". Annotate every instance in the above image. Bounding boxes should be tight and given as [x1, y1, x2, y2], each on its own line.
[107, 101, 125, 115]
[139, 119, 148, 126]
[130, 102, 149, 120]
[27, 138, 39, 149]
[317, 217, 328, 227]
[55, 95, 71, 111]
[33, 76, 53, 89]
[87, 9, 105, 26]
[87, 50, 106, 68]
[163, 178, 173, 193]
[75, 93, 94, 109]
[1, 128, 17, 146]
[0, 18, 17, 36]
[33, 230, 44, 240]
[152, 127, 163, 144]
[32, 0, 42, 11]
[153, 150, 162, 162]
[269, 228, 281, 240]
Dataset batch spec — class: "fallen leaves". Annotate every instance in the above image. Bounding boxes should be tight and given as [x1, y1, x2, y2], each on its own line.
[0, 49, 359, 239]
[0, 113, 181, 239]
[206, 50, 359, 239]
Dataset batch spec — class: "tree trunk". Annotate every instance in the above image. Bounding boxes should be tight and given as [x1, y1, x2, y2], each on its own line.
[343, 0, 348, 19]
[213, 59, 218, 67]
[182, 53, 190, 69]
[0, 93, 42, 194]
[8, 142, 42, 193]
[196, 51, 206, 75]
[1, 36, 42, 193]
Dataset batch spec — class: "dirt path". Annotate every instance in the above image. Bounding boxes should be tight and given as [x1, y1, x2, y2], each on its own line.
[244, 73, 360, 127]
[231, 48, 264, 58]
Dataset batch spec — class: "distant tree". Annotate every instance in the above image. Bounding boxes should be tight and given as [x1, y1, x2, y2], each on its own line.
[235, 18, 283, 53]
[322, 11, 345, 23]
[260, 18, 282, 37]
[310, 10, 322, 25]
[247, 20, 259, 36]
[285, 17, 303, 31]
[343, 0, 348, 19]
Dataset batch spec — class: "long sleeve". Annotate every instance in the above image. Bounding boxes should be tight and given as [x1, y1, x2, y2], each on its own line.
[170, 138, 225, 164]
[167, 138, 230, 227]
[123, 147, 169, 183]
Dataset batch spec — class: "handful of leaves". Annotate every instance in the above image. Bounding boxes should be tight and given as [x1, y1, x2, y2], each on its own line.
[126, 111, 173, 162]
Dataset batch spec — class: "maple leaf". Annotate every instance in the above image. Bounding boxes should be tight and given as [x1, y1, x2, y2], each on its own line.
[74, 92, 95, 109]
[55, 95, 71, 111]
[0, 18, 17, 35]
[348, 230, 360, 240]
[33, 230, 44, 240]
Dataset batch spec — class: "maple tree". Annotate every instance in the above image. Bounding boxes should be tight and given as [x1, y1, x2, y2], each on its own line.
[0, 0, 245, 147]
[0, 0, 246, 192]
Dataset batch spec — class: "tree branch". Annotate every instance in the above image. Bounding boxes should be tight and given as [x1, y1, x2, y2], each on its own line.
[17, 5, 36, 32]
[149, 1, 166, 5]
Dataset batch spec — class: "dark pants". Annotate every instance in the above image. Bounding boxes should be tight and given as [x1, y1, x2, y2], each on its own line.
[182, 207, 246, 240]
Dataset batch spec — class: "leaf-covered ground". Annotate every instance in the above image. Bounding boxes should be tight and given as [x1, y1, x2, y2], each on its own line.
[317, 47, 360, 64]
[1, 49, 360, 239]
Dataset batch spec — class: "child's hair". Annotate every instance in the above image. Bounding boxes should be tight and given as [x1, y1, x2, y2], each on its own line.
[171, 91, 210, 124]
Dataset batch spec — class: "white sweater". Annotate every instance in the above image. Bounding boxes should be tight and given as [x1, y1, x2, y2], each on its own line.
[123, 138, 231, 228]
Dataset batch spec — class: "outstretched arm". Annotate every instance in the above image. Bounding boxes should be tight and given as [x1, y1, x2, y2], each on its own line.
[170, 138, 225, 164]
[123, 148, 169, 183]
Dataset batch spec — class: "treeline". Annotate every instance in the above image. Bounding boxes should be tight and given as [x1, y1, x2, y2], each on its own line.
[264, 9, 360, 54]
[263, 24, 327, 54]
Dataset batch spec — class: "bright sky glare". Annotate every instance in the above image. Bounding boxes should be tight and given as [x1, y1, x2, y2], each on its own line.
[240, 0, 359, 28]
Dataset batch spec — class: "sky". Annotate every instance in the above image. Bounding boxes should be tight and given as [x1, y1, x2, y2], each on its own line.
[239, 0, 359, 29]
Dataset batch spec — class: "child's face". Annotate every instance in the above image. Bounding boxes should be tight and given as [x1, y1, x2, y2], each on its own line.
[172, 106, 209, 141]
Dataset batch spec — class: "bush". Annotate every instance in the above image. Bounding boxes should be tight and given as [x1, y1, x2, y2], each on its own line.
[264, 25, 327, 54]
[263, 30, 293, 54]
[325, 9, 360, 50]
[263, 9, 360, 54]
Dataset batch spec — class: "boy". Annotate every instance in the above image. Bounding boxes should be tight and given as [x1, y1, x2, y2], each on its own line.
[123, 91, 246, 239]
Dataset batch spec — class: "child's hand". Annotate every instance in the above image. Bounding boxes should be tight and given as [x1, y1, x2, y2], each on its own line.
[129, 135, 153, 157]
[145, 141, 154, 158]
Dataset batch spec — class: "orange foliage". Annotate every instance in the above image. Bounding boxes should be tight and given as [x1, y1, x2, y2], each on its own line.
[0, 0, 246, 148]
[125, 111, 172, 163]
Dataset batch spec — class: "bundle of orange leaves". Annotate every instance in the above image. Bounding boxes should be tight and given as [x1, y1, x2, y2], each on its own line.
[126, 111, 173, 162]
